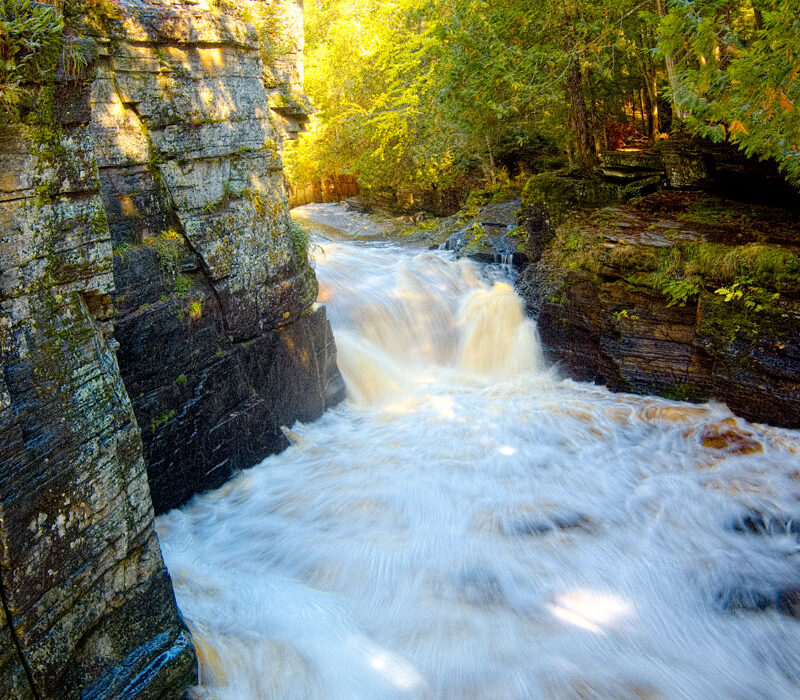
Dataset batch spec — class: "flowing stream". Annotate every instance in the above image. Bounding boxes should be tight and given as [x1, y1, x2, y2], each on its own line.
[157, 220, 800, 699]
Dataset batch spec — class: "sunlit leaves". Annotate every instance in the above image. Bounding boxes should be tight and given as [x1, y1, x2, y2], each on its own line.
[659, 0, 800, 184]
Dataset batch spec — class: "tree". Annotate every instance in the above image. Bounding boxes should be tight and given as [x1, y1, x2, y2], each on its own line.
[659, 0, 800, 184]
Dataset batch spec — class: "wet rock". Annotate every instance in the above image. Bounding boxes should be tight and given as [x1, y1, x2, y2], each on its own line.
[777, 589, 800, 618]
[507, 513, 593, 537]
[443, 196, 527, 265]
[716, 584, 800, 621]
[457, 568, 506, 606]
[700, 421, 763, 455]
[728, 510, 800, 537]
[717, 587, 776, 614]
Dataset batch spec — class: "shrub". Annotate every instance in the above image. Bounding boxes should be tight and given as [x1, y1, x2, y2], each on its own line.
[0, 0, 64, 119]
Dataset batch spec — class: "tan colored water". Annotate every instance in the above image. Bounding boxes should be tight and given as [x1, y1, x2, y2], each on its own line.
[158, 232, 800, 699]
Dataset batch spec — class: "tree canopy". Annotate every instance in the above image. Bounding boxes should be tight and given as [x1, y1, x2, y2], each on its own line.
[286, 0, 800, 197]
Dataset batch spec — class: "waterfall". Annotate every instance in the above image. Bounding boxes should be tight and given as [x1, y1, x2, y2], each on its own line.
[157, 230, 800, 699]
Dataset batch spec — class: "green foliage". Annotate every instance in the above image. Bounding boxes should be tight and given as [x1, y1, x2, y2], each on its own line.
[175, 373, 187, 387]
[613, 308, 640, 321]
[714, 276, 780, 313]
[289, 220, 310, 261]
[174, 274, 192, 296]
[151, 229, 184, 275]
[661, 278, 700, 307]
[0, 0, 63, 120]
[659, 0, 800, 185]
[287, 0, 800, 197]
[150, 409, 176, 433]
[113, 242, 132, 262]
[61, 36, 97, 79]
[287, 0, 666, 197]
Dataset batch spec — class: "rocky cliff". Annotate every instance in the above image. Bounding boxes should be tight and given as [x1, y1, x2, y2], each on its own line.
[519, 167, 800, 429]
[0, 94, 195, 698]
[88, 0, 344, 512]
[0, 0, 343, 696]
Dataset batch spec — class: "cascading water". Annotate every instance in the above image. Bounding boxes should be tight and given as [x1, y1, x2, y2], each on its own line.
[157, 226, 800, 699]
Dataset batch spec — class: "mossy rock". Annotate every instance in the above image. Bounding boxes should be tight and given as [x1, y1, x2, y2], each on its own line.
[521, 171, 623, 228]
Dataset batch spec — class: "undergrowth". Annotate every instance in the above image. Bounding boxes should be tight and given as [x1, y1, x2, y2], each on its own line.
[545, 219, 799, 314]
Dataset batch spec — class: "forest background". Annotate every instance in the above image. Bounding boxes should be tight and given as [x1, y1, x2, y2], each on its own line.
[285, 0, 800, 205]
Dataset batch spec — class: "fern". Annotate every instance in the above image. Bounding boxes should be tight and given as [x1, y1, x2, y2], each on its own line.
[61, 36, 97, 79]
[0, 0, 64, 119]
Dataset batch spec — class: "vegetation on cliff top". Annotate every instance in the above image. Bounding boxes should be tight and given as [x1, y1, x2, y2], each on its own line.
[287, 0, 800, 198]
[0, 0, 102, 122]
[543, 196, 800, 318]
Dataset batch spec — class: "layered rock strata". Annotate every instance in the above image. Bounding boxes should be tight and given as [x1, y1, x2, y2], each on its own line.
[89, 0, 344, 513]
[0, 88, 196, 697]
[0, 0, 344, 695]
[519, 189, 800, 428]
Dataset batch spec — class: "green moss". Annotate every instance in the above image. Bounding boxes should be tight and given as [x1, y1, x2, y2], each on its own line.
[150, 409, 176, 433]
[174, 274, 192, 296]
[660, 384, 692, 401]
[113, 242, 132, 262]
[241, 187, 267, 215]
[64, 0, 122, 34]
[604, 244, 662, 274]
[544, 222, 602, 277]
[522, 171, 621, 229]
[679, 196, 742, 227]
[460, 184, 520, 220]
[464, 221, 487, 250]
[175, 373, 187, 387]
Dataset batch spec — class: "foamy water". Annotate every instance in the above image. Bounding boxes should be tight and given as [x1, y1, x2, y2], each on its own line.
[158, 235, 800, 699]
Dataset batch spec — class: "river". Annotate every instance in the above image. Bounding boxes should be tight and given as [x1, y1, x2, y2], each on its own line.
[157, 210, 800, 699]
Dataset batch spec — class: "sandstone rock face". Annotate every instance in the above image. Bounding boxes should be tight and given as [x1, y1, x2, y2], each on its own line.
[90, 0, 345, 513]
[519, 190, 800, 429]
[0, 100, 196, 696]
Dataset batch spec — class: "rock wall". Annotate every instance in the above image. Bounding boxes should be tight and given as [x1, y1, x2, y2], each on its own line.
[0, 93, 195, 697]
[0, 0, 344, 695]
[519, 189, 800, 429]
[89, 0, 344, 512]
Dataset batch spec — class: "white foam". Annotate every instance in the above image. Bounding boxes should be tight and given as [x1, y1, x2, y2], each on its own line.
[158, 239, 800, 699]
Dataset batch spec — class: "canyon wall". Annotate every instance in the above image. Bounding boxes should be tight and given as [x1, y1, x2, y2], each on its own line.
[518, 160, 800, 429]
[0, 0, 342, 695]
[91, 0, 344, 513]
[0, 95, 195, 699]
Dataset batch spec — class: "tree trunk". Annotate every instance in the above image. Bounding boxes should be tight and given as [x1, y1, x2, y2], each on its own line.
[566, 62, 595, 169]
[484, 133, 497, 185]
[656, 0, 686, 123]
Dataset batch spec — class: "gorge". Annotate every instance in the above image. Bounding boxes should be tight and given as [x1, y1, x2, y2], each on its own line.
[1, 0, 800, 698]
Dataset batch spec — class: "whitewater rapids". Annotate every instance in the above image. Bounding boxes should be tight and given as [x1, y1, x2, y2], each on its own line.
[157, 236, 800, 699]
